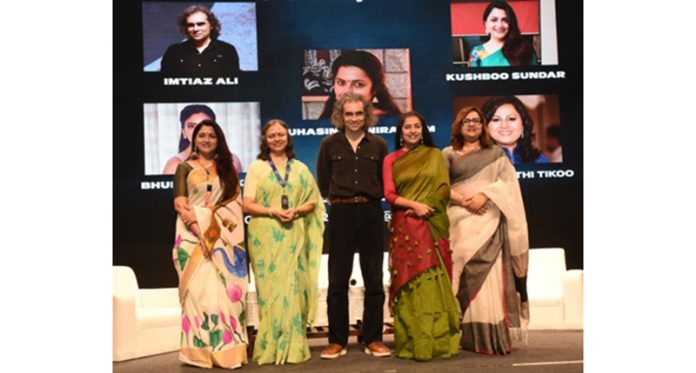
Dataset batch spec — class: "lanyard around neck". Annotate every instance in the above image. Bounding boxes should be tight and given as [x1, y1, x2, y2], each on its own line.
[197, 160, 217, 206]
[268, 158, 290, 189]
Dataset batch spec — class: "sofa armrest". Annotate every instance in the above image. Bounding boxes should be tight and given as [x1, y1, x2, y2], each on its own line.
[113, 266, 140, 361]
[113, 294, 137, 361]
[562, 269, 583, 328]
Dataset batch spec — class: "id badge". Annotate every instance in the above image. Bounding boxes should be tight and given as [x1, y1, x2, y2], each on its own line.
[281, 194, 289, 209]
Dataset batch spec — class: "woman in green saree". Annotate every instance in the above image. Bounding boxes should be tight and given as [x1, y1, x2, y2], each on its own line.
[172, 120, 248, 369]
[243, 119, 325, 365]
[382, 112, 461, 361]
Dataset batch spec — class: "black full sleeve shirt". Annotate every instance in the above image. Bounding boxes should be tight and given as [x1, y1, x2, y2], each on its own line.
[161, 39, 241, 76]
[316, 131, 388, 200]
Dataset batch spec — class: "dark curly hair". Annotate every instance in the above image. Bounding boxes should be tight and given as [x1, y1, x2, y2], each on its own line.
[330, 92, 379, 131]
[257, 119, 296, 161]
[177, 5, 221, 40]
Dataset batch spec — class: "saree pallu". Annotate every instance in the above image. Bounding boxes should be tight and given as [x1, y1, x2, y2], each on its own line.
[445, 146, 529, 355]
[388, 146, 461, 361]
[172, 164, 248, 369]
[245, 160, 325, 365]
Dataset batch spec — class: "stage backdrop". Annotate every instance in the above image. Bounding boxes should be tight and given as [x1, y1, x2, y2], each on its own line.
[114, 0, 582, 287]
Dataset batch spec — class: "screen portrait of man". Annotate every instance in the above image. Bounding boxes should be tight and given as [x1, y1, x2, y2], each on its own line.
[160, 5, 240, 75]
[142, 2, 258, 74]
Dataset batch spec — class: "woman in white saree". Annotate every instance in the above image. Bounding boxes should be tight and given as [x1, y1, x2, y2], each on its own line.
[171, 120, 249, 368]
[443, 106, 529, 355]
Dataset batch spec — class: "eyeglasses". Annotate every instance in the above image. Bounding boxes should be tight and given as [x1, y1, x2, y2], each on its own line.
[462, 118, 483, 126]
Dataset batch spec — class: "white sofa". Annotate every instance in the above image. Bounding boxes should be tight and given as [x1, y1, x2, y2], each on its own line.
[113, 247, 582, 361]
[112, 266, 181, 362]
[527, 248, 583, 330]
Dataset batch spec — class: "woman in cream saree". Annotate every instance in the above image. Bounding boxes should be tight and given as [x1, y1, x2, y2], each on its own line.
[171, 120, 248, 368]
[444, 106, 529, 355]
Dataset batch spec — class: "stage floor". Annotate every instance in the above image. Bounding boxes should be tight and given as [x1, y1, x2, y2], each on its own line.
[113, 330, 582, 373]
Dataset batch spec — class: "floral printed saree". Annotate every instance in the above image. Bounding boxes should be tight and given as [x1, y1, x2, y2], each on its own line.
[172, 162, 248, 368]
[244, 159, 325, 365]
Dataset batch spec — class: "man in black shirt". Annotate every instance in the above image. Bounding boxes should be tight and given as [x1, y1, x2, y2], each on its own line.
[160, 5, 240, 76]
[316, 92, 391, 359]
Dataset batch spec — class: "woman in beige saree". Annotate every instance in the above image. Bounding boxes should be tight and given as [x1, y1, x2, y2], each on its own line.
[443, 106, 529, 355]
[172, 120, 249, 368]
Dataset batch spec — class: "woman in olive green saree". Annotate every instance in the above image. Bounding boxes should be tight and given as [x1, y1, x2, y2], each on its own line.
[383, 112, 461, 361]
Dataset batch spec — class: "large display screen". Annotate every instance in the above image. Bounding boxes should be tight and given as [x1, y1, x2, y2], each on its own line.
[114, 0, 582, 287]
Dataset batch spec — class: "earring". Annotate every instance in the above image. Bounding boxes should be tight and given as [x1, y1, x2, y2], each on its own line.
[399, 137, 403, 147]
[420, 138, 423, 144]
[520, 132, 525, 139]
[372, 96, 379, 104]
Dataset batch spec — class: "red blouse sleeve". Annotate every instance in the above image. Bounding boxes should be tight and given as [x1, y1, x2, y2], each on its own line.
[382, 150, 405, 204]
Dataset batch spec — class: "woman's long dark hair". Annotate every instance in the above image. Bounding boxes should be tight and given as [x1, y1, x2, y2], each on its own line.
[482, 1, 535, 66]
[189, 120, 240, 201]
[481, 96, 541, 163]
[319, 50, 402, 119]
[394, 111, 436, 151]
[257, 119, 296, 160]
